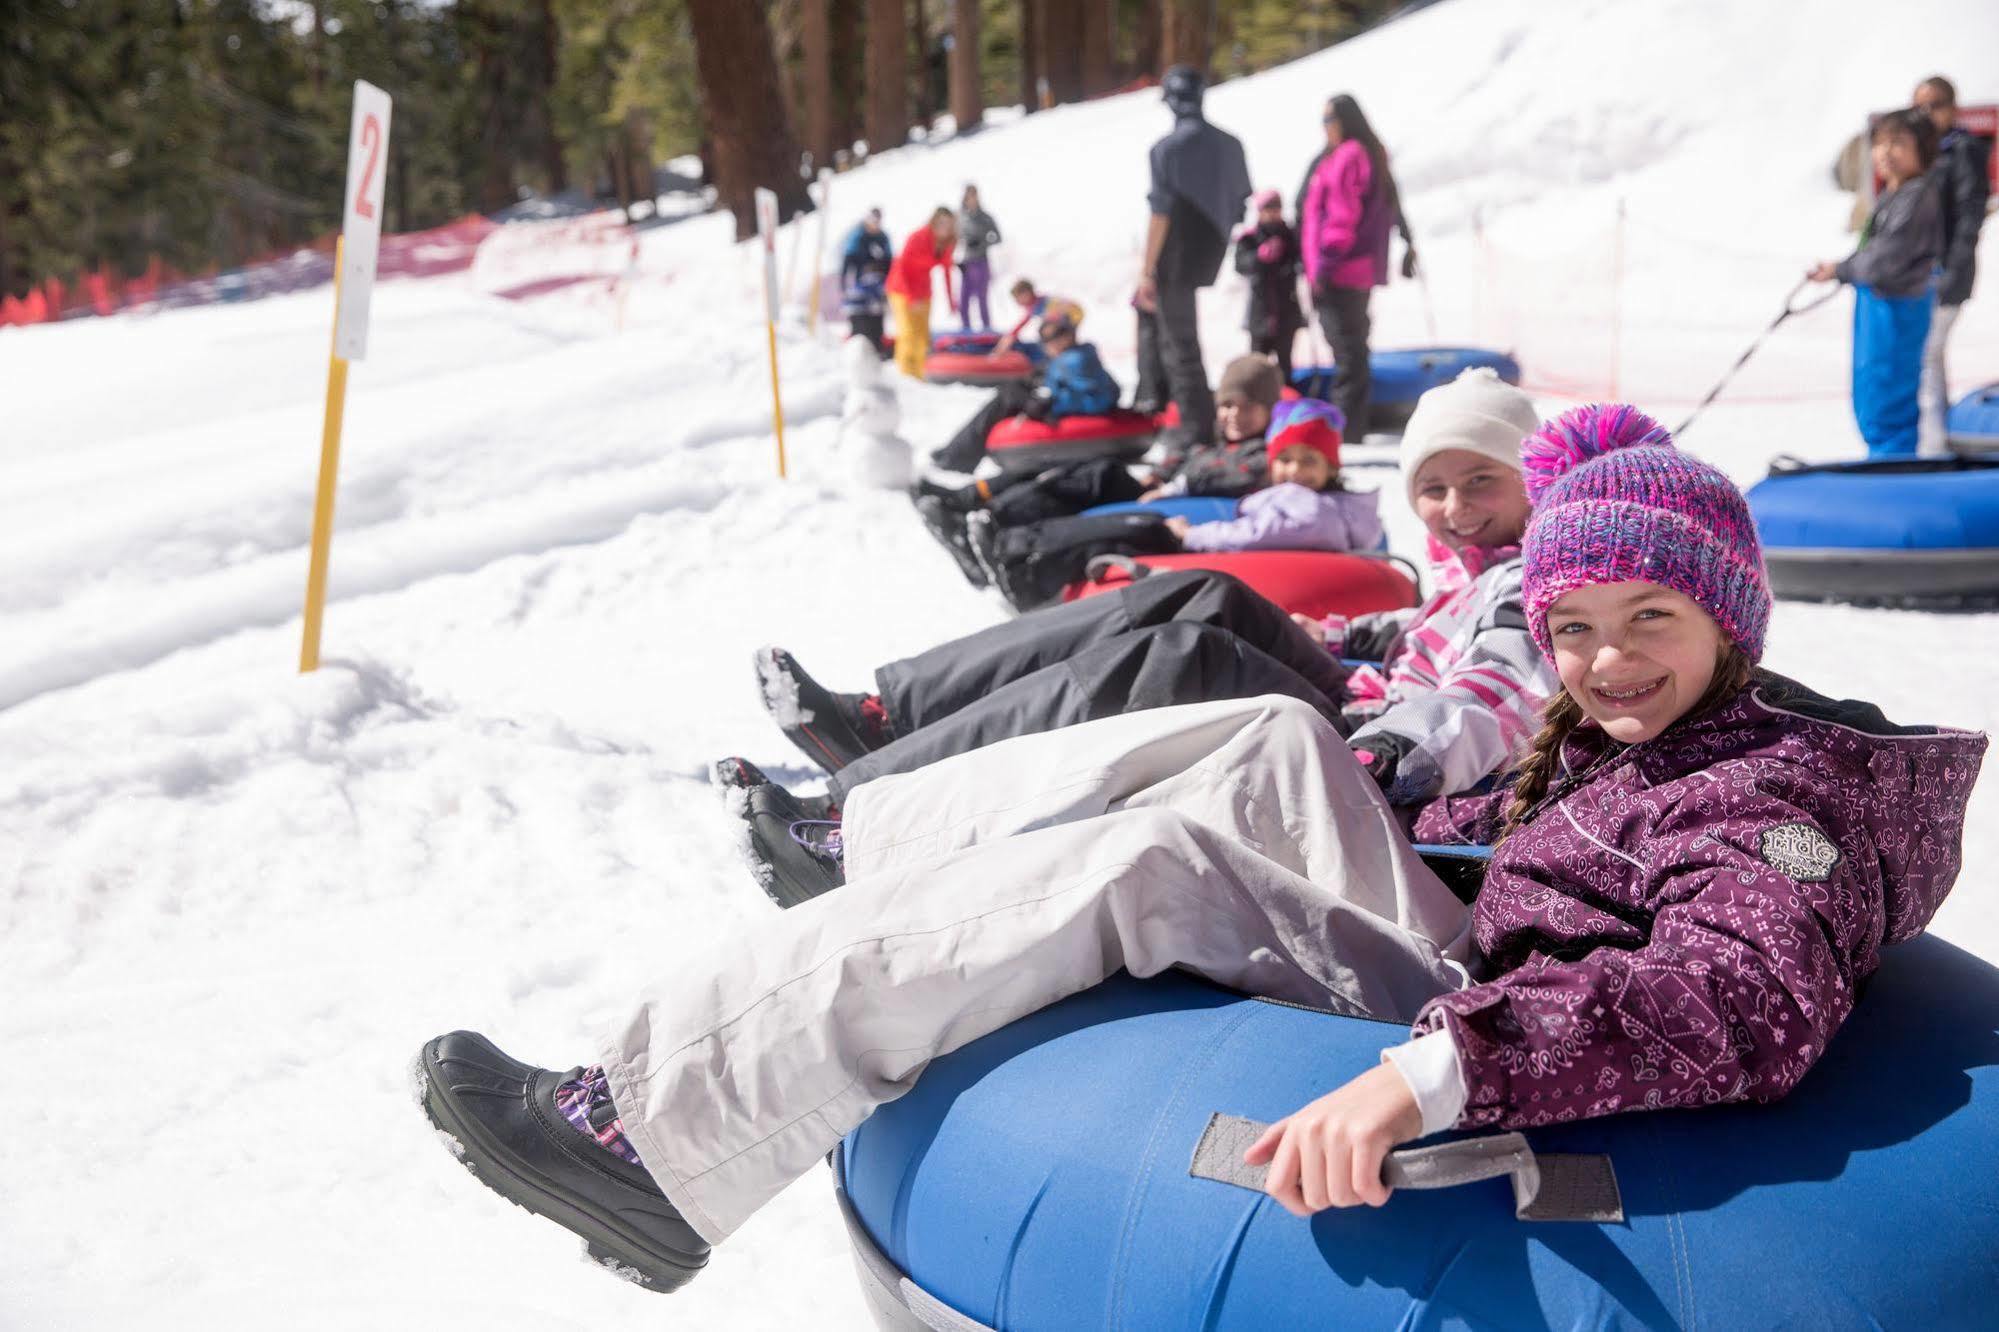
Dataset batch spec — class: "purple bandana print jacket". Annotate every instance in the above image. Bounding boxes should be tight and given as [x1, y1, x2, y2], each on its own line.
[1408, 670, 1985, 1131]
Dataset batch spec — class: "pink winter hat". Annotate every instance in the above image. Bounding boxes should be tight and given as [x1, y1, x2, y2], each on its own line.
[1521, 404, 1771, 661]
[1252, 188, 1282, 210]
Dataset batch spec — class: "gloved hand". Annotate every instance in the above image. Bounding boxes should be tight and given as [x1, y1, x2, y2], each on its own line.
[1400, 247, 1419, 280]
[1349, 737, 1403, 789]
[1022, 392, 1055, 422]
[1257, 236, 1285, 265]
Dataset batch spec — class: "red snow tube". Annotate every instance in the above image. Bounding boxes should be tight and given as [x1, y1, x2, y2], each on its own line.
[1065, 551, 1420, 620]
[985, 410, 1158, 473]
[924, 350, 1035, 386]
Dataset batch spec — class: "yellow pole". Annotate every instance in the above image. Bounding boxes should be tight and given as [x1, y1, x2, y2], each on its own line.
[299, 236, 350, 673]
[766, 317, 788, 478]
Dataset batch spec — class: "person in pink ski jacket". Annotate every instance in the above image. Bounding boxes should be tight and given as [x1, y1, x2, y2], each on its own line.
[1299, 93, 1413, 441]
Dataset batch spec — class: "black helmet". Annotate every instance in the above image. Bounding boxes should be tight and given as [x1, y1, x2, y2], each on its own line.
[1161, 64, 1205, 115]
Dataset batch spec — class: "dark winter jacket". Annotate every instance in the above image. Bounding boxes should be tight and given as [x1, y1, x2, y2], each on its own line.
[1410, 670, 1984, 1131]
[958, 206, 1002, 263]
[1233, 219, 1307, 340]
[1147, 115, 1252, 288]
[1152, 434, 1269, 499]
[1038, 343, 1120, 419]
[1835, 174, 1943, 299]
[840, 225, 894, 316]
[1934, 126, 1992, 307]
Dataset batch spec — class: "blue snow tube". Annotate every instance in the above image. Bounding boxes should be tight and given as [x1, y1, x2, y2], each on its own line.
[1949, 381, 1999, 454]
[1746, 456, 1999, 607]
[835, 927, 1999, 1330]
[1082, 496, 1239, 524]
[1291, 348, 1521, 433]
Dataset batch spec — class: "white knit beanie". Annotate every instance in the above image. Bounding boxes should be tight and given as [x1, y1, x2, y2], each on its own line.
[1399, 368, 1540, 504]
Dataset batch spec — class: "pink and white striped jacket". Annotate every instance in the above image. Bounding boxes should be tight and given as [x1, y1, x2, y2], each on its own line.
[1325, 541, 1556, 803]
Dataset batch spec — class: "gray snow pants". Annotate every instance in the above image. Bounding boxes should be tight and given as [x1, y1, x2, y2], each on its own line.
[600, 694, 1474, 1243]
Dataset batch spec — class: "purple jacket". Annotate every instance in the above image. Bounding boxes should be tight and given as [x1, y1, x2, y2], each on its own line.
[1409, 670, 1985, 1131]
[1300, 139, 1393, 291]
[1177, 482, 1383, 554]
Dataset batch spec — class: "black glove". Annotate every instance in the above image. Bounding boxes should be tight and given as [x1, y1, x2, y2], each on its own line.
[1349, 736, 1404, 790]
[1022, 392, 1054, 422]
[1400, 247, 1419, 280]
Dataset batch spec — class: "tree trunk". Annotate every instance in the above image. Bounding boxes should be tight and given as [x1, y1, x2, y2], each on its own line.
[949, 0, 981, 133]
[1132, 0, 1161, 80]
[829, 0, 865, 161]
[801, 0, 833, 170]
[864, 0, 906, 154]
[536, 0, 566, 193]
[1081, 0, 1114, 97]
[686, 0, 814, 240]
[1017, 0, 1040, 114]
[1040, 3, 1082, 106]
[621, 109, 654, 223]
[1160, 0, 1210, 76]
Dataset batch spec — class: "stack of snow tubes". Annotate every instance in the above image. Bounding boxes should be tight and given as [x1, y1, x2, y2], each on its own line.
[1291, 348, 1521, 433]
[835, 926, 1999, 1330]
[1745, 456, 1999, 607]
[982, 409, 1157, 473]
[924, 349, 1035, 387]
[1948, 382, 1999, 454]
[931, 330, 1004, 354]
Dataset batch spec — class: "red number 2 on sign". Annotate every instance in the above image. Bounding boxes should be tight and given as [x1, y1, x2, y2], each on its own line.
[355, 114, 382, 220]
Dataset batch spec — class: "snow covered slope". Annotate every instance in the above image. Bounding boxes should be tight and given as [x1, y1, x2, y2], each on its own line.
[5, 1, 1999, 1326]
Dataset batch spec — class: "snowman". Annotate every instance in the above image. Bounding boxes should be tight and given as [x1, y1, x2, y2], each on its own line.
[838, 334, 914, 490]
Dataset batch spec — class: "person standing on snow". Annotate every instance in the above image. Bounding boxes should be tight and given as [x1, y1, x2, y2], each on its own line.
[956, 185, 1003, 334]
[839, 208, 895, 357]
[886, 208, 959, 380]
[1301, 94, 1414, 441]
[1132, 65, 1251, 448]
[1234, 188, 1308, 384]
[1913, 76, 1992, 455]
[1808, 108, 1943, 457]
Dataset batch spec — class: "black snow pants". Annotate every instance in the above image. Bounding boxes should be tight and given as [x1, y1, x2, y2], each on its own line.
[1134, 282, 1214, 447]
[987, 512, 1185, 610]
[932, 381, 1038, 473]
[986, 457, 1150, 527]
[827, 569, 1352, 803]
[1314, 284, 1372, 438]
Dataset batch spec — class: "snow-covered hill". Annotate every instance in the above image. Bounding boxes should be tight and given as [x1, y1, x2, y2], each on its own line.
[5, 1, 1999, 1326]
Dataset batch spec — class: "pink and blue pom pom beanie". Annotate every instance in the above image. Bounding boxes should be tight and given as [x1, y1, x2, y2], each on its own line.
[1521, 404, 1771, 662]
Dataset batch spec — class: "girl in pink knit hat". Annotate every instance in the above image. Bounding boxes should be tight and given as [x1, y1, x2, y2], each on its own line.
[1233, 188, 1307, 383]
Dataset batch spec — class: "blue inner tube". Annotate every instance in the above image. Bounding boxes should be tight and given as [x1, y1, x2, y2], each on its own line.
[1083, 497, 1238, 524]
[1291, 348, 1520, 416]
[838, 930, 1999, 1329]
[1949, 381, 1999, 450]
[1746, 458, 1999, 607]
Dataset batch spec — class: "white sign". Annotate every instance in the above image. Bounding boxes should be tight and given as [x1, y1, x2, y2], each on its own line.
[334, 80, 393, 361]
[754, 187, 780, 323]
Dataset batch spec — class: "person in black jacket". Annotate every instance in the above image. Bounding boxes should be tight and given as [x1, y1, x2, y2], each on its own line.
[1132, 65, 1251, 449]
[1913, 76, 1992, 453]
[1234, 189, 1307, 384]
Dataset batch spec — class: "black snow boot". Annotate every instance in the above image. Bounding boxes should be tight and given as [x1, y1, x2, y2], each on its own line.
[415, 1033, 710, 1293]
[713, 756, 845, 909]
[914, 495, 991, 590]
[964, 510, 1032, 608]
[753, 646, 883, 774]
[908, 474, 981, 512]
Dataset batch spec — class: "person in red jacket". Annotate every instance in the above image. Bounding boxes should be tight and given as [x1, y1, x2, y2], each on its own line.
[886, 207, 959, 379]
